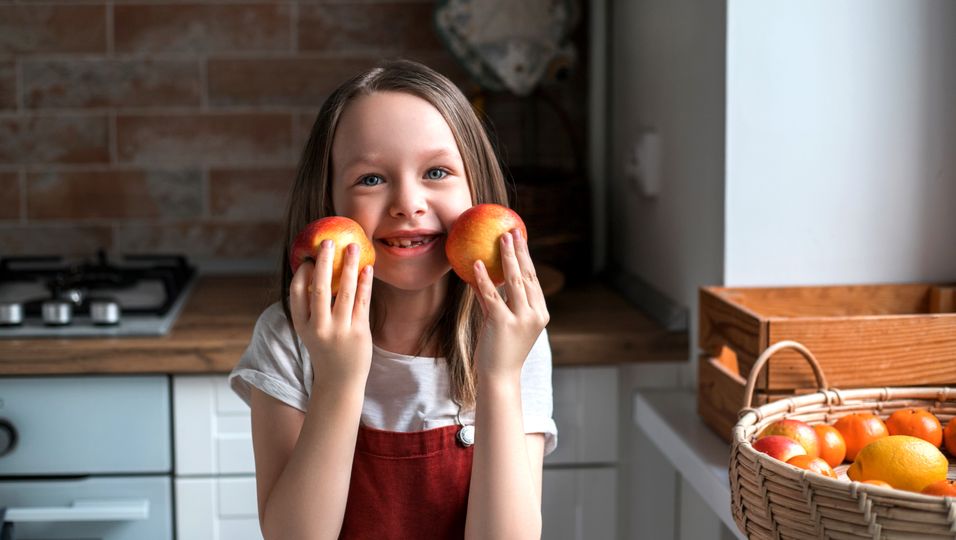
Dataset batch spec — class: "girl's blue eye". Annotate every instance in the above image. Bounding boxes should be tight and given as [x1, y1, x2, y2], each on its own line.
[359, 175, 383, 186]
[426, 168, 447, 180]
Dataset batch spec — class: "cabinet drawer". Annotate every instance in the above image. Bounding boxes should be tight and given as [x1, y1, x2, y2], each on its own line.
[176, 476, 261, 540]
[546, 366, 618, 465]
[173, 375, 254, 476]
[542, 467, 617, 540]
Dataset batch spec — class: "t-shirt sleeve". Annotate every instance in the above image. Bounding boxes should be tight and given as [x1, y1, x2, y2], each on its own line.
[229, 302, 310, 412]
[521, 328, 558, 456]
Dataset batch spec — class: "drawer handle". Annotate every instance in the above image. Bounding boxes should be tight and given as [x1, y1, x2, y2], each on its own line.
[5, 499, 149, 523]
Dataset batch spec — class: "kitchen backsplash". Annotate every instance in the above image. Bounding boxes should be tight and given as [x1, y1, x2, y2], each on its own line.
[0, 0, 587, 270]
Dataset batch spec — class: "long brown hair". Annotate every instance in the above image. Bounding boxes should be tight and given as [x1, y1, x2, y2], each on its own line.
[279, 59, 509, 408]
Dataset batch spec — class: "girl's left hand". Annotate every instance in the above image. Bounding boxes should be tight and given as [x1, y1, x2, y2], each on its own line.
[471, 229, 550, 379]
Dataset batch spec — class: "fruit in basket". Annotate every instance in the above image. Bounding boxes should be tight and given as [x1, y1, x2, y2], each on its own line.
[834, 413, 889, 461]
[921, 479, 956, 497]
[445, 203, 527, 286]
[846, 435, 948, 492]
[289, 216, 376, 294]
[757, 419, 820, 458]
[944, 418, 956, 456]
[861, 479, 892, 488]
[752, 435, 807, 462]
[885, 408, 943, 447]
[786, 455, 838, 478]
[813, 424, 847, 467]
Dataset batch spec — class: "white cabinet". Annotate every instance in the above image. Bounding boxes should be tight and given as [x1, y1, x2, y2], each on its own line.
[172, 375, 261, 540]
[544, 366, 619, 539]
[171, 367, 620, 540]
[542, 468, 617, 540]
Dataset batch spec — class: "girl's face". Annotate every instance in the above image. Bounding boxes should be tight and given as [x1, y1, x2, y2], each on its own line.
[330, 91, 474, 291]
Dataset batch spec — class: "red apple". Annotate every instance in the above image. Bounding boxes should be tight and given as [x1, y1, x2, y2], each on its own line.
[752, 435, 808, 463]
[445, 204, 528, 286]
[289, 216, 375, 294]
[757, 419, 821, 458]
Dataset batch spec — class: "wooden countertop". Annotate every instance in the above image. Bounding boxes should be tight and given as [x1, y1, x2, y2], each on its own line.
[0, 275, 688, 375]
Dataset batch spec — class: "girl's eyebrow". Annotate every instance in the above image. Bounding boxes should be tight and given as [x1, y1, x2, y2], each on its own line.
[340, 147, 460, 171]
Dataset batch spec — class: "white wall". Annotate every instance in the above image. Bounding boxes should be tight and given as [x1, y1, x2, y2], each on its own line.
[607, 0, 727, 354]
[725, 0, 956, 285]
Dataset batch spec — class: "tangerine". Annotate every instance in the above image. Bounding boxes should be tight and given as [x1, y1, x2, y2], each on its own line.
[833, 413, 889, 461]
[885, 408, 943, 447]
[786, 455, 837, 478]
[944, 417, 956, 457]
[921, 479, 956, 497]
[813, 424, 847, 467]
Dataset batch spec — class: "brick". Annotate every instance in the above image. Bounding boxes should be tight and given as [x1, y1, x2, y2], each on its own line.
[0, 116, 110, 165]
[116, 113, 293, 166]
[0, 61, 15, 110]
[0, 224, 113, 256]
[298, 3, 443, 54]
[115, 4, 290, 54]
[294, 112, 319, 154]
[207, 57, 367, 108]
[23, 60, 201, 109]
[27, 169, 202, 220]
[209, 167, 296, 221]
[117, 221, 284, 260]
[0, 172, 19, 220]
[0, 5, 106, 55]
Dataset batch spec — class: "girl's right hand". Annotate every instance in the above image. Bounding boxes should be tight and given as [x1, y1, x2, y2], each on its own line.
[289, 240, 374, 386]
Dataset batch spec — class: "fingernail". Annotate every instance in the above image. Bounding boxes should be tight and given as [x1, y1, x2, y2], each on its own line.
[513, 229, 523, 241]
[347, 243, 358, 255]
[321, 239, 333, 249]
[502, 232, 512, 245]
[364, 265, 373, 275]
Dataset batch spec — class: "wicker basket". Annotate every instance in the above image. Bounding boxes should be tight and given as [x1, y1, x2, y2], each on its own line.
[730, 340, 956, 539]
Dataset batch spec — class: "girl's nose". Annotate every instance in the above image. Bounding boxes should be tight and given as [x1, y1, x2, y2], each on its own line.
[388, 179, 427, 218]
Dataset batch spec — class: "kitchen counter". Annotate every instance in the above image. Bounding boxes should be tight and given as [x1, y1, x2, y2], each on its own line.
[633, 389, 745, 539]
[0, 275, 688, 375]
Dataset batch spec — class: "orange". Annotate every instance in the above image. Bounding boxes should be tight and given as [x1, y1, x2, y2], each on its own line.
[813, 424, 847, 467]
[846, 435, 948, 492]
[921, 479, 956, 497]
[833, 413, 889, 461]
[786, 455, 837, 478]
[885, 408, 943, 447]
[944, 417, 956, 457]
[861, 479, 892, 488]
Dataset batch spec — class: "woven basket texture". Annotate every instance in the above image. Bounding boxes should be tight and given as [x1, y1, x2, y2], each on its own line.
[730, 342, 956, 539]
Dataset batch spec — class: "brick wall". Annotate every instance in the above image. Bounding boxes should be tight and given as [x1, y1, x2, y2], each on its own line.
[0, 0, 587, 271]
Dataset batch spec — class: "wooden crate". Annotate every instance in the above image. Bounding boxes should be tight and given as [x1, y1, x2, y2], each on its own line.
[697, 283, 956, 442]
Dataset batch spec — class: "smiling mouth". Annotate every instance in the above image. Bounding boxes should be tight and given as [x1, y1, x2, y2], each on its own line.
[379, 235, 440, 248]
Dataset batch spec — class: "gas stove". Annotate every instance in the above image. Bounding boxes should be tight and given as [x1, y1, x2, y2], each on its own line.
[0, 250, 197, 338]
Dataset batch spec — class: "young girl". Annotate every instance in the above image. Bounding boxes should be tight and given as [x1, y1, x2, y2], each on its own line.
[229, 59, 556, 539]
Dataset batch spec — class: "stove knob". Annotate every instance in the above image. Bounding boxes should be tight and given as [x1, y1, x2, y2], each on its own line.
[0, 418, 16, 457]
[0, 302, 23, 326]
[42, 300, 73, 326]
[90, 299, 121, 326]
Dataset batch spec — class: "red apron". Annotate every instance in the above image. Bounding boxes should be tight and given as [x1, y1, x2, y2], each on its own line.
[339, 424, 474, 540]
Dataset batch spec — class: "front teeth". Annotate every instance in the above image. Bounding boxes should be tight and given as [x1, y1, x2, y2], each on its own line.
[384, 237, 430, 248]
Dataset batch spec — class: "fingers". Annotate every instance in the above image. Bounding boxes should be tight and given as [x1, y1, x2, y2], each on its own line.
[472, 260, 506, 318]
[332, 243, 361, 324]
[353, 263, 374, 325]
[310, 239, 335, 327]
[500, 231, 529, 311]
[289, 260, 314, 332]
[512, 229, 546, 310]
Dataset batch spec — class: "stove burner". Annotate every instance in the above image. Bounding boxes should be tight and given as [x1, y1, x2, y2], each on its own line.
[0, 249, 196, 337]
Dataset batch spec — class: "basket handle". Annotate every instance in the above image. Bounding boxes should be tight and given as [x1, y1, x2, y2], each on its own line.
[742, 340, 829, 409]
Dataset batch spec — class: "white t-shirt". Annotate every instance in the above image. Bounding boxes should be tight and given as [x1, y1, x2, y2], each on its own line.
[229, 302, 558, 455]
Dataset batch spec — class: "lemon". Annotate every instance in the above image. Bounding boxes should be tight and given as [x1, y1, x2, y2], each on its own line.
[846, 435, 948, 492]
